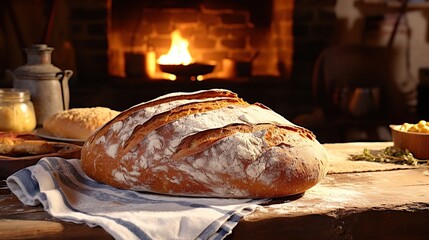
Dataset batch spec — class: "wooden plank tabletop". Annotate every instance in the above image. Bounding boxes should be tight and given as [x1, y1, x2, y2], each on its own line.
[1, 142, 428, 240]
[230, 168, 429, 240]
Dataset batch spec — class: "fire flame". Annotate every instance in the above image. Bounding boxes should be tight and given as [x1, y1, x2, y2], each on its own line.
[158, 30, 193, 65]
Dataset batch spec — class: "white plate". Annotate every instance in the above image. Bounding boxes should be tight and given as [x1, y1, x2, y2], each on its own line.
[33, 128, 86, 143]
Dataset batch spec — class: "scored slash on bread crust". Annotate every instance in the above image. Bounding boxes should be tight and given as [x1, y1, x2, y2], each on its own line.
[172, 123, 315, 161]
[81, 89, 329, 198]
[104, 89, 237, 123]
[123, 98, 248, 152]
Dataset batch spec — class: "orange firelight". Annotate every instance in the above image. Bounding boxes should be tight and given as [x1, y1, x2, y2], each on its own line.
[158, 30, 193, 66]
[156, 30, 215, 81]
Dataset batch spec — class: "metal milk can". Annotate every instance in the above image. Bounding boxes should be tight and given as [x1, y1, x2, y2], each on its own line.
[8, 44, 73, 125]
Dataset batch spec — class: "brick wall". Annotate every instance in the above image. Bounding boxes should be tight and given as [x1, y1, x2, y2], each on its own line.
[68, 0, 337, 86]
[107, 0, 283, 79]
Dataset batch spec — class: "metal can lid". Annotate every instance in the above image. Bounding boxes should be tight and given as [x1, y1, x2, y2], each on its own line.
[14, 44, 62, 79]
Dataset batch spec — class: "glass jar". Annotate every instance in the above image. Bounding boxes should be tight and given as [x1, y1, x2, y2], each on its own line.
[0, 88, 36, 132]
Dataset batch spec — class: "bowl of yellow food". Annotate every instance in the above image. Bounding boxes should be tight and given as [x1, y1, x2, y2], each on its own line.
[390, 120, 429, 159]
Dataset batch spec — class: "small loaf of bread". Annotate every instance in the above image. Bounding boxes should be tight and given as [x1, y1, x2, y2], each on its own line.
[81, 89, 328, 198]
[43, 107, 120, 140]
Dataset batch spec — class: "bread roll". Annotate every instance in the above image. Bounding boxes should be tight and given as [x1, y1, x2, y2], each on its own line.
[43, 107, 120, 140]
[81, 89, 328, 198]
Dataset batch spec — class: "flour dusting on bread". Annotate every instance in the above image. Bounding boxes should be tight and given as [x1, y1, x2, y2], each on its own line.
[81, 89, 328, 198]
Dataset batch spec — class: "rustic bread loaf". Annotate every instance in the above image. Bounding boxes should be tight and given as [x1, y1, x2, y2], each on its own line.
[81, 89, 328, 198]
[43, 107, 120, 140]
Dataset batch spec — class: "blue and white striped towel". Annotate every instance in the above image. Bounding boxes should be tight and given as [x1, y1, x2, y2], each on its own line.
[6, 157, 265, 240]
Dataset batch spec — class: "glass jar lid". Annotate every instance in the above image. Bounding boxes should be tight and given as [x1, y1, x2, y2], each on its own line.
[0, 88, 31, 102]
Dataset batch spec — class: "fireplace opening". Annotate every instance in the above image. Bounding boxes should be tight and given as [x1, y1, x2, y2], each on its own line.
[107, 0, 292, 82]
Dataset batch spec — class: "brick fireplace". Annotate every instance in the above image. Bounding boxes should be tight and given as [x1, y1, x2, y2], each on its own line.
[68, 0, 337, 85]
[107, 0, 290, 81]
[62, 0, 338, 122]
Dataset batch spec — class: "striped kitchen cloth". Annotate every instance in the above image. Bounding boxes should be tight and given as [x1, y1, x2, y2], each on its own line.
[6, 157, 265, 240]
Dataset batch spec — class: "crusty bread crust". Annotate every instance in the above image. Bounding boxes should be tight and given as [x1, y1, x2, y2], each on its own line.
[43, 107, 120, 140]
[81, 89, 328, 198]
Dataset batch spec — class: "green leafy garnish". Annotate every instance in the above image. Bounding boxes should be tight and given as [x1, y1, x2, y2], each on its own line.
[349, 146, 428, 166]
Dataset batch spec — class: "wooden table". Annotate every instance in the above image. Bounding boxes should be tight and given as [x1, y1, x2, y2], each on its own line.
[1, 142, 428, 240]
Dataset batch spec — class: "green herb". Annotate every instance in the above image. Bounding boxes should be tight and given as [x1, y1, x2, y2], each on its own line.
[349, 146, 429, 166]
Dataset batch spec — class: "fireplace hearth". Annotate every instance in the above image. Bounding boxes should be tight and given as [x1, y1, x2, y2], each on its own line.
[108, 0, 291, 81]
